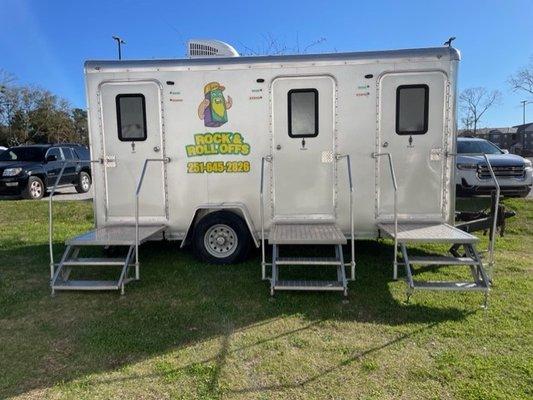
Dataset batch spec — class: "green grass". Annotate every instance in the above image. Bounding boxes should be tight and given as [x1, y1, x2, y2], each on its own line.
[0, 198, 531, 399]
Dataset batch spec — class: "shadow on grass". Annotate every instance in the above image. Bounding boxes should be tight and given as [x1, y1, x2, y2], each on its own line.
[0, 239, 472, 398]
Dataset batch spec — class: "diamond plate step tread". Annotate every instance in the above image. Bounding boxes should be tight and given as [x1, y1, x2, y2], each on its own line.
[269, 224, 346, 245]
[62, 258, 127, 266]
[378, 223, 478, 243]
[274, 280, 345, 291]
[275, 257, 342, 266]
[408, 256, 478, 266]
[66, 225, 166, 246]
[52, 280, 121, 290]
[412, 281, 488, 291]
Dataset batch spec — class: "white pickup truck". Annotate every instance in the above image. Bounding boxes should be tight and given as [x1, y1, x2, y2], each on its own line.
[455, 137, 533, 198]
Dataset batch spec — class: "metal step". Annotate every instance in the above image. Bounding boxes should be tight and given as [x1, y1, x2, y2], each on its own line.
[274, 280, 345, 291]
[412, 281, 488, 291]
[275, 257, 342, 266]
[378, 222, 478, 244]
[52, 280, 123, 291]
[269, 223, 346, 245]
[62, 258, 128, 266]
[67, 225, 166, 246]
[408, 256, 478, 266]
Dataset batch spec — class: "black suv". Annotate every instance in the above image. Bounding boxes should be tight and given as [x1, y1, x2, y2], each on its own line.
[0, 144, 91, 199]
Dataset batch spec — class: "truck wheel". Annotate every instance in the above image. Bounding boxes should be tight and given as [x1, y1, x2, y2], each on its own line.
[75, 172, 91, 193]
[22, 176, 45, 200]
[193, 211, 251, 264]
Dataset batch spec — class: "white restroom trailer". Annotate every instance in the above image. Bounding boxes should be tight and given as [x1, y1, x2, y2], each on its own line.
[50, 41, 491, 301]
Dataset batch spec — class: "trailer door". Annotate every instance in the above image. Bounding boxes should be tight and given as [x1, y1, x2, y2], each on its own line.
[272, 76, 335, 221]
[100, 81, 167, 222]
[377, 72, 447, 221]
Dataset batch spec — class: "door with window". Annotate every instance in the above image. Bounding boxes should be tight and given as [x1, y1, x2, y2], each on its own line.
[377, 72, 447, 220]
[44, 147, 65, 187]
[60, 147, 78, 184]
[271, 76, 335, 220]
[100, 81, 166, 222]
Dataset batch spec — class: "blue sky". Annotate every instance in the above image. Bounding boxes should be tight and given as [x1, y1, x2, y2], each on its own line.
[1, 0, 532, 127]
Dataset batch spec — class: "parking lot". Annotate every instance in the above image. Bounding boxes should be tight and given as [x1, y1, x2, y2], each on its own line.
[0, 186, 93, 202]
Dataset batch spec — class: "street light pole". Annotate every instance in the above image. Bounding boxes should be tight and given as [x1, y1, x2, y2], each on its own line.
[521, 100, 527, 125]
[112, 36, 126, 60]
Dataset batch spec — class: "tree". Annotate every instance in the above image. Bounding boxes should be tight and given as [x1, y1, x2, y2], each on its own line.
[459, 87, 502, 134]
[239, 33, 327, 56]
[508, 57, 533, 96]
[0, 70, 88, 146]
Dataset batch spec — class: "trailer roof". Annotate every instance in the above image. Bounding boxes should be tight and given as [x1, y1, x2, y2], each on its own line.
[85, 46, 460, 72]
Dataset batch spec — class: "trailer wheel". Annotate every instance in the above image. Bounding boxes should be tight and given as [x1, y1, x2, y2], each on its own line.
[193, 211, 251, 264]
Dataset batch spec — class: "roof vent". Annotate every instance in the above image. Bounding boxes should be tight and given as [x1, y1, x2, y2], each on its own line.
[187, 39, 240, 58]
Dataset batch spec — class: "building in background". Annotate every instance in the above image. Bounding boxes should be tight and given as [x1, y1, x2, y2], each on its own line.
[512, 123, 533, 156]
[457, 125, 533, 156]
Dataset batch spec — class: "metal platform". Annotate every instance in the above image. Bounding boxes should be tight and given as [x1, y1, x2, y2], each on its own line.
[411, 281, 488, 291]
[378, 222, 478, 244]
[400, 242, 490, 306]
[52, 225, 166, 295]
[268, 224, 349, 298]
[269, 223, 347, 245]
[67, 225, 166, 246]
[274, 280, 345, 291]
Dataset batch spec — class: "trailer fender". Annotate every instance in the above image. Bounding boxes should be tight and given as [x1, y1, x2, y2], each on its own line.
[180, 202, 259, 248]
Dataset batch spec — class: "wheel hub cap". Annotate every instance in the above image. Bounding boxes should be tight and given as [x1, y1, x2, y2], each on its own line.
[30, 181, 42, 197]
[82, 176, 89, 190]
[204, 224, 238, 258]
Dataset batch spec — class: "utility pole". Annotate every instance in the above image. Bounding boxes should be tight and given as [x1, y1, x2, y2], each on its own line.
[112, 36, 126, 60]
[520, 100, 530, 125]
[519, 100, 531, 153]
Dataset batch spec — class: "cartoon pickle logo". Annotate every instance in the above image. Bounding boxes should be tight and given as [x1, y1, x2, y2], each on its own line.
[198, 82, 232, 127]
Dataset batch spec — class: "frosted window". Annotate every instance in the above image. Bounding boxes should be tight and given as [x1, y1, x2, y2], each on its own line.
[116, 94, 147, 141]
[288, 89, 318, 138]
[396, 85, 428, 135]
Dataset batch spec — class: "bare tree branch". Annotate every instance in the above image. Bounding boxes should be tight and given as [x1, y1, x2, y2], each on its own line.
[459, 87, 502, 134]
[508, 57, 533, 96]
[239, 33, 327, 56]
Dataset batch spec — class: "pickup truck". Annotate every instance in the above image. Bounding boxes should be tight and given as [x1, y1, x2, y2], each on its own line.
[0, 144, 91, 199]
[455, 137, 533, 198]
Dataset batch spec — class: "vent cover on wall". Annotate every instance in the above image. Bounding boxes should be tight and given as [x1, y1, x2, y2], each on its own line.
[187, 39, 240, 58]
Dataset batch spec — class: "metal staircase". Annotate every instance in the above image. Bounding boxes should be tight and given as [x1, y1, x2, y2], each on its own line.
[48, 157, 169, 295]
[269, 223, 348, 297]
[50, 226, 165, 294]
[260, 155, 355, 298]
[378, 222, 489, 305]
[373, 152, 499, 307]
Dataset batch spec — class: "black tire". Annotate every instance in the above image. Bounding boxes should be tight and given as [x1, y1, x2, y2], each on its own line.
[22, 176, 45, 200]
[75, 171, 91, 193]
[193, 211, 251, 264]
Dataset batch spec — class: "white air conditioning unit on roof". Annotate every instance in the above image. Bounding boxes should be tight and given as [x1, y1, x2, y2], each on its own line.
[187, 39, 240, 58]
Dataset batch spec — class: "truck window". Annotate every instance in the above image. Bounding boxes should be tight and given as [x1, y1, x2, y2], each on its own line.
[288, 89, 318, 138]
[396, 84, 428, 135]
[116, 94, 147, 141]
[46, 147, 64, 161]
[73, 146, 90, 160]
[62, 147, 75, 160]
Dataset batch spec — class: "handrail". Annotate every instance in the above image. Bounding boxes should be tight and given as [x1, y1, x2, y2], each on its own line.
[134, 157, 170, 280]
[49, 158, 103, 281]
[336, 154, 356, 280]
[260, 155, 272, 280]
[482, 154, 499, 278]
[372, 152, 399, 280]
[448, 151, 500, 279]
